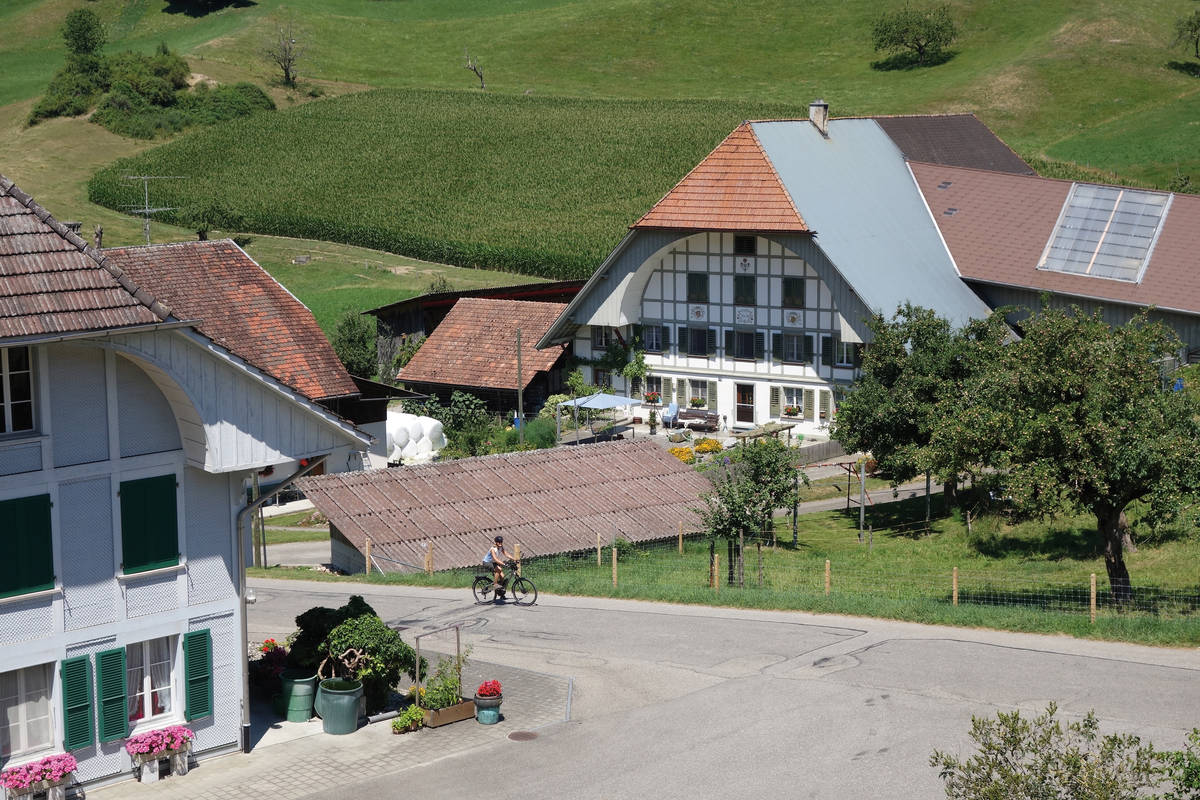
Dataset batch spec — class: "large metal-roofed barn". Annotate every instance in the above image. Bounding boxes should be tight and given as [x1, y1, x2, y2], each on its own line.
[297, 438, 711, 574]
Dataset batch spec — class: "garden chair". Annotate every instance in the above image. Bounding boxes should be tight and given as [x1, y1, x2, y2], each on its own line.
[661, 401, 679, 428]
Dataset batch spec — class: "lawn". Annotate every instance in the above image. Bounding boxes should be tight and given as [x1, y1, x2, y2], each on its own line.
[249, 494, 1200, 647]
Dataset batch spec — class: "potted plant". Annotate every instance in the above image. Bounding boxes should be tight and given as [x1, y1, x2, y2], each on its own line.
[783, 405, 800, 417]
[391, 703, 425, 734]
[643, 390, 660, 405]
[314, 677, 364, 735]
[125, 726, 194, 783]
[1, 753, 77, 799]
[474, 680, 503, 725]
[689, 397, 706, 408]
[648, 407, 658, 436]
[420, 655, 475, 728]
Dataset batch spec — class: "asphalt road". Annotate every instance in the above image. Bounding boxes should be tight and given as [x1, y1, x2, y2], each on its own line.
[249, 578, 1200, 800]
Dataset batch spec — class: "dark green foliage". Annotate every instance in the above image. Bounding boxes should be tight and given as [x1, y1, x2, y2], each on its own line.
[499, 416, 558, 450]
[422, 655, 465, 710]
[871, 4, 958, 67]
[930, 704, 1160, 799]
[393, 335, 425, 371]
[93, 80, 273, 139]
[1157, 729, 1200, 800]
[286, 595, 376, 673]
[1174, 10, 1200, 59]
[698, 439, 803, 541]
[63, 8, 106, 56]
[28, 56, 109, 124]
[324, 614, 422, 714]
[331, 310, 378, 378]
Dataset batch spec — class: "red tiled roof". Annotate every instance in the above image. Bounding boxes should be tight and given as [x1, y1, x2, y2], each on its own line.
[0, 175, 170, 340]
[104, 240, 358, 401]
[910, 162, 1200, 315]
[632, 123, 810, 233]
[397, 297, 567, 391]
[297, 438, 711, 571]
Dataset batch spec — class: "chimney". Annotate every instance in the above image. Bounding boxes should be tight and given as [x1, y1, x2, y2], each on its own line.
[809, 98, 829, 137]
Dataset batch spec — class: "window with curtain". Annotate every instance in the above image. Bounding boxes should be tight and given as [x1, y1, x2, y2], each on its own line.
[643, 325, 663, 353]
[126, 637, 174, 726]
[0, 663, 52, 758]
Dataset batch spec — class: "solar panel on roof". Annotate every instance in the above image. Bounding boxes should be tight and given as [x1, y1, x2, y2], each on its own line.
[1038, 184, 1171, 283]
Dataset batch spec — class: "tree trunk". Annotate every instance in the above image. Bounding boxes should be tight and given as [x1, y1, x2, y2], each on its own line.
[1097, 508, 1133, 603]
[726, 537, 735, 586]
[942, 479, 957, 506]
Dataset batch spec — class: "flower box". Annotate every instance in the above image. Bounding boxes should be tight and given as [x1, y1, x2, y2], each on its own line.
[125, 726, 194, 783]
[422, 698, 475, 728]
[2, 754, 76, 800]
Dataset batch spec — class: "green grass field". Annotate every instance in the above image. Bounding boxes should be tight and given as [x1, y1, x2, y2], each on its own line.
[249, 495, 1200, 647]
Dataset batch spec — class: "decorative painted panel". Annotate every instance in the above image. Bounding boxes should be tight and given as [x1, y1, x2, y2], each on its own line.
[124, 571, 178, 618]
[60, 477, 117, 631]
[116, 355, 182, 458]
[48, 344, 109, 468]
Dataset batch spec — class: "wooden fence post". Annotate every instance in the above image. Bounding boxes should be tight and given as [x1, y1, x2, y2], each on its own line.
[612, 542, 618, 588]
[952, 566, 958, 606]
[597, 531, 602, 567]
[824, 559, 831, 596]
[757, 540, 763, 587]
[424, 541, 434, 575]
[514, 543, 521, 576]
[678, 521, 683, 555]
[713, 552, 719, 592]
[365, 539, 373, 575]
[1090, 573, 1097, 624]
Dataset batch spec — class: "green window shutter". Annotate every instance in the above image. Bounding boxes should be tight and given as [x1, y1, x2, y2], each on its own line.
[771, 333, 783, 363]
[677, 327, 687, 355]
[706, 329, 717, 356]
[675, 378, 686, 407]
[61, 656, 94, 751]
[853, 343, 864, 368]
[804, 389, 815, 420]
[96, 648, 128, 743]
[707, 381, 717, 411]
[803, 335, 816, 364]
[184, 629, 213, 721]
[724, 329, 735, 356]
[0, 494, 53, 598]
[821, 335, 834, 366]
[660, 325, 670, 349]
[120, 474, 179, 574]
[754, 332, 766, 360]
[769, 386, 781, 417]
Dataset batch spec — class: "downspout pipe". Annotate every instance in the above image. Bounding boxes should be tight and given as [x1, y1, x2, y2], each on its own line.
[235, 454, 327, 754]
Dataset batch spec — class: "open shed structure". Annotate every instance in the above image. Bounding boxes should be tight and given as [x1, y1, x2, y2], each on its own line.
[297, 438, 712, 574]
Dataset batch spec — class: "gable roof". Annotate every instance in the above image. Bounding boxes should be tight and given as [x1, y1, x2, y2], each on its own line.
[872, 114, 1035, 175]
[0, 175, 172, 341]
[909, 162, 1200, 315]
[632, 123, 811, 233]
[364, 279, 584, 319]
[103, 240, 358, 401]
[296, 438, 710, 571]
[398, 297, 567, 391]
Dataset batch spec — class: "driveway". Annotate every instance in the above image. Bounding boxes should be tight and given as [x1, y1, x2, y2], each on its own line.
[243, 579, 1199, 800]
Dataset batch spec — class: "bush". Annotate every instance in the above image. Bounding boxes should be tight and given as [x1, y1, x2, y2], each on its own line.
[423, 654, 466, 710]
[325, 614, 422, 714]
[62, 8, 105, 57]
[286, 595, 376, 673]
[332, 311, 378, 378]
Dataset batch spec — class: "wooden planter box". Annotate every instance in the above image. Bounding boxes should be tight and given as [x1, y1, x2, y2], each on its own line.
[422, 699, 475, 728]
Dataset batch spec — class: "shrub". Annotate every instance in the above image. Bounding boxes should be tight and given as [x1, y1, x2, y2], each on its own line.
[668, 445, 695, 464]
[325, 614, 422, 714]
[423, 655, 465, 710]
[332, 310, 378, 377]
[286, 595, 376, 673]
[62, 8, 105, 57]
[392, 703, 425, 732]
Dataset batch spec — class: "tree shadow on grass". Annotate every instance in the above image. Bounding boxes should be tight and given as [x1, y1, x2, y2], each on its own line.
[1167, 60, 1200, 78]
[968, 524, 1099, 562]
[163, 0, 257, 17]
[870, 49, 957, 71]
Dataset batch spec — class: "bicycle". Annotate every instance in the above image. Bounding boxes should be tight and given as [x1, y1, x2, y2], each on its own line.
[472, 560, 537, 605]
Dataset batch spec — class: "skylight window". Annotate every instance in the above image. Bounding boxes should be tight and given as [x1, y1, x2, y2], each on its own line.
[1037, 184, 1171, 283]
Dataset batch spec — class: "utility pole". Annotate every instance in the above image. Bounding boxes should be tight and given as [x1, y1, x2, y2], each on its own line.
[516, 328, 524, 447]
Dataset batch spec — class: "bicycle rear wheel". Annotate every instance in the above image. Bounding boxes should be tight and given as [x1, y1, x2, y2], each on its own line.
[472, 576, 496, 604]
[511, 577, 537, 606]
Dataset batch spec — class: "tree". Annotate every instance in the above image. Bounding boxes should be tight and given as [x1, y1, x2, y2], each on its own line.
[1173, 10, 1200, 59]
[331, 310, 377, 378]
[464, 49, 484, 90]
[931, 307, 1200, 600]
[265, 23, 304, 87]
[931, 703, 1160, 799]
[871, 4, 958, 66]
[63, 8, 106, 57]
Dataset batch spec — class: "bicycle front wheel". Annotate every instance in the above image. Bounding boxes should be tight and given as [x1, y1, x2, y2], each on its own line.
[472, 576, 495, 604]
[511, 577, 537, 606]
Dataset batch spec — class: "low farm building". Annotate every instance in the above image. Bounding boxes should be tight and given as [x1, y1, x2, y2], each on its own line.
[297, 438, 712, 573]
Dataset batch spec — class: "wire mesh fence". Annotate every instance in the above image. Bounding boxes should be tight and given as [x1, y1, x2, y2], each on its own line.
[426, 533, 1200, 630]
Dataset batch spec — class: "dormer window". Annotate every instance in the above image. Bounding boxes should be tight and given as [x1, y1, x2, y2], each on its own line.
[1, 346, 34, 435]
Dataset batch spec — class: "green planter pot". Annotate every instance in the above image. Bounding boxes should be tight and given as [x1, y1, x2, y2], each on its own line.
[316, 678, 363, 735]
[274, 669, 318, 722]
[474, 693, 503, 725]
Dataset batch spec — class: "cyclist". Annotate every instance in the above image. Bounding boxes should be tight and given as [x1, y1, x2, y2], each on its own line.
[482, 535, 514, 598]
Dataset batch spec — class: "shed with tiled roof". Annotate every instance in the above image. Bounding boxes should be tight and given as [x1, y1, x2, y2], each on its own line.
[297, 438, 710, 573]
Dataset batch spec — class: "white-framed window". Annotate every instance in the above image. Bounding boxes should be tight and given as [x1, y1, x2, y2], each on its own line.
[690, 381, 708, 406]
[0, 663, 53, 759]
[781, 333, 814, 364]
[1, 346, 35, 435]
[836, 341, 862, 367]
[645, 376, 662, 397]
[643, 325, 663, 353]
[591, 327, 612, 351]
[127, 637, 175, 727]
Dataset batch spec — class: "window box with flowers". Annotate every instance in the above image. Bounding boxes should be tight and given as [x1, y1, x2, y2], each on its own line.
[473, 680, 503, 725]
[643, 391, 660, 405]
[782, 405, 801, 418]
[689, 397, 706, 408]
[1, 754, 76, 800]
[125, 726, 194, 784]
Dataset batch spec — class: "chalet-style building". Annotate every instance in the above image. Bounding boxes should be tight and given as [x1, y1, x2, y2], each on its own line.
[539, 101, 1200, 433]
[0, 176, 370, 790]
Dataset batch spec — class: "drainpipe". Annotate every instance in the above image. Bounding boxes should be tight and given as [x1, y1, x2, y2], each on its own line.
[235, 454, 327, 754]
